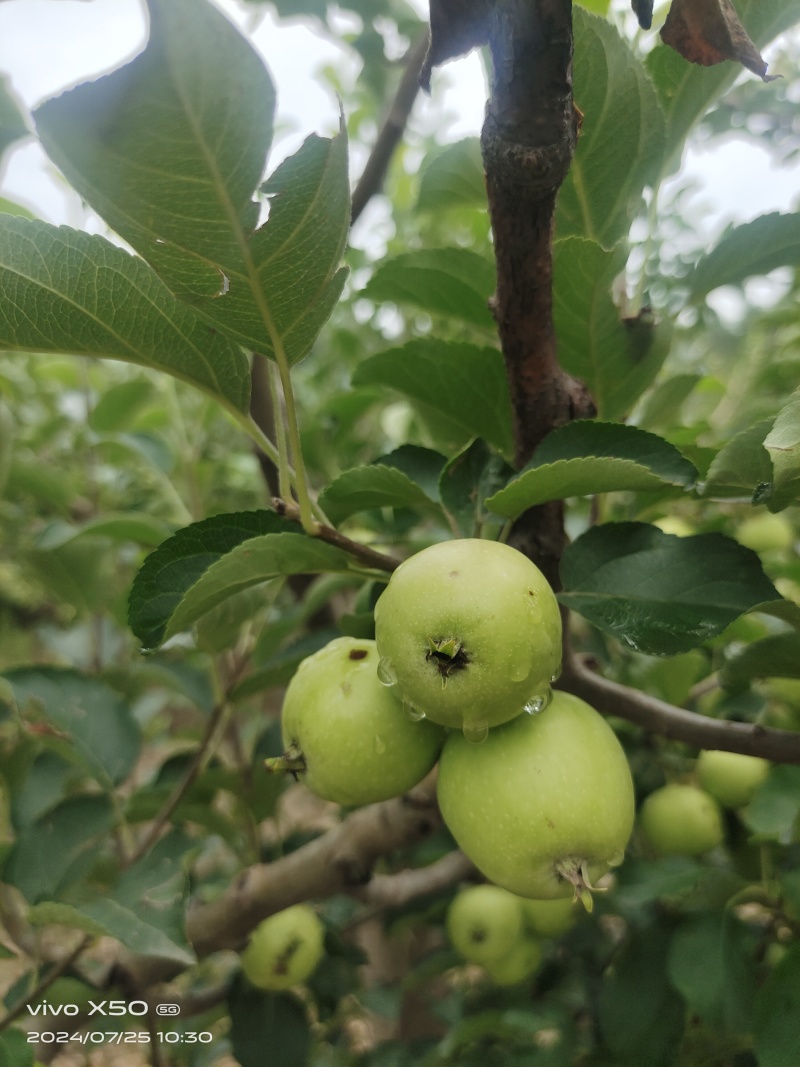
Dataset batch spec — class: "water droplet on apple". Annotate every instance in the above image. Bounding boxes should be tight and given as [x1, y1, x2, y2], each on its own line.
[377, 657, 397, 686]
[463, 720, 489, 744]
[523, 688, 553, 715]
[509, 654, 532, 683]
[404, 698, 425, 722]
[608, 850, 625, 868]
[374, 735, 387, 755]
[550, 663, 562, 683]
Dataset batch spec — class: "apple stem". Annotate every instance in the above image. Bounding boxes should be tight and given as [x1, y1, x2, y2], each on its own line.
[264, 743, 306, 781]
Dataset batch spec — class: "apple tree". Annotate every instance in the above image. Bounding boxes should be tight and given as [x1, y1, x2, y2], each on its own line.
[0, 0, 800, 1064]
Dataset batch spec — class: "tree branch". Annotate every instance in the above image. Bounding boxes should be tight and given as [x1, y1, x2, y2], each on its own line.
[0, 935, 92, 1032]
[561, 652, 800, 764]
[351, 31, 430, 225]
[273, 497, 401, 573]
[352, 849, 475, 910]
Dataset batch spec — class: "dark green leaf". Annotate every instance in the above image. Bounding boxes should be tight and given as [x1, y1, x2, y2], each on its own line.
[10, 752, 77, 830]
[556, 9, 664, 249]
[4, 794, 113, 902]
[598, 922, 685, 1066]
[363, 248, 495, 329]
[553, 238, 671, 420]
[764, 389, 800, 510]
[320, 465, 440, 525]
[689, 213, 800, 299]
[164, 534, 353, 641]
[647, 0, 800, 172]
[80, 899, 194, 965]
[229, 979, 312, 1067]
[743, 765, 800, 840]
[439, 438, 513, 537]
[486, 421, 696, 518]
[352, 340, 513, 459]
[754, 943, 800, 1067]
[4, 669, 140, 788]
[720, 633, 800, 693]
[559, 522, 780, 655]
[702, 420, 774, 500]
[610, 855, 705, 910]
[416, 138, 486, 214]
[376, 445, 446, 503]
[0, 74, 28, 161]
[0, 218, 251, 413]
[129, 510, 299, 649]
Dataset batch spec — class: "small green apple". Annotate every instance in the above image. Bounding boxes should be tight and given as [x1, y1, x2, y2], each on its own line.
[639, 784, 724, 856]
[270, 637, 444, 806]
[446, 884, 524, 965]
[436, 691, 635, 902]
[737, 512, 794, 555]
[485, 934, 543, 986]
[696, 749, 770, 809]
[374, 538, 562, 736]
[518, 895, 577, 938]
[654, 516, 693, 538]
[240, 904, 325, 991]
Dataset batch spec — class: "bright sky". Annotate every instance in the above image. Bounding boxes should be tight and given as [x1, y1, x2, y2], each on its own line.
[0, 0, 797, 250]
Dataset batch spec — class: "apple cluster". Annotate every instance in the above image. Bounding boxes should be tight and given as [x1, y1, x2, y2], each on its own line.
[638, 750, 770, 857]
[267, 538, 638, 907]
[446, 884, 577, 986]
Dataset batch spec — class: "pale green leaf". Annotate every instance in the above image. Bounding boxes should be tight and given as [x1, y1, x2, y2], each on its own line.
[0, 74, 28, 161]
[764, 389, 800, 510]
[689, 214, 800, 299]
[36, 514, 171, 550]
[720, 633, 800, 694]
[78, 898, 195, 965]
[702, 420, 774, 500]
[553, 237, 671, 419]
[0, 217, 251, 413]
[416, 139, 486, 214]
[556, 9, 665, 249]
[486, 421, 696, 519]
[165, 533, 354, 640]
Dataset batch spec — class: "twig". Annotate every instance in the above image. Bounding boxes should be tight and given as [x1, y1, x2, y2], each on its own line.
[273, 497, 401, 572]
[561, 652, 800, 764]
[350, 31, 430, 225]
[0, 935, 92, 1032]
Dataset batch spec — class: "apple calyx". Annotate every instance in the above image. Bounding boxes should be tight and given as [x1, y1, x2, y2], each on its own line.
[265, 742, 306, 781]
[426, 636, 470, 682]
[554, 857, 608, 913]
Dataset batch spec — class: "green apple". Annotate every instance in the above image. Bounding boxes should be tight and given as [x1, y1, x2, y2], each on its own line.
[485, 935, 543, 986]
[270, 637, 444, 806]
[518, 895, 577, 938]
[446, 884, 524, 965]
[639, 784, 724, 856]
[654, 516, 693, 538]
[737, 512, 794, 555]
[436, 691, 635, 902]
[696, 749, 770, 809]
[240, 904, 325, 991]
[374, 538, 562, 737]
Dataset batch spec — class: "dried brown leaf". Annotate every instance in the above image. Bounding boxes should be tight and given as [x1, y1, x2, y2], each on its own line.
[660, 0, 778, 81]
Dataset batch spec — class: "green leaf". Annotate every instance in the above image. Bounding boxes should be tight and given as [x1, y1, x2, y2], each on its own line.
[702, 420, 774, 500]
[647, 0, 800, 172]
[89, 380, 156, 433]
[363, 248, 495, 329]
[599, 922, 685, 1066]
[720, 633, 800, 693]
[4, 794, 113, 903]
[229, 979, 312, 1067]
[556, 9, 665, 249]
[0, 1029, 34, 1067]
[416, 138, 486, 214]
[34, 1, 350, 364]
[0, 75, 28, 161]
[3, 669, 140, 788]
[743, 766, 800, 840]
[764, 389, 800, 510]
[36, 514, 171, 550]
[689, 213, 800, 300]
[319, 446, 445, 525]
[559, 522, 781, 655]
[375, 445, 446, 502]
[129, 510, 300, 649]
[164, 533, 353, 641]
[553, 238, 671, 420]
[439, 438, 513, 538]
[486, 421, 696, 519]
[667, 912, 756, 1034]
[79, 899, 193, 966]
[0, 217, 251, 413]
[754, 943, 800, 1067]
[352, 340, 514, 459]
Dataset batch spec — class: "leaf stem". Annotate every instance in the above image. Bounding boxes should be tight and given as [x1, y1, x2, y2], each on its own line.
[266, 357, 292, 501]
[274, 347, 316, 533]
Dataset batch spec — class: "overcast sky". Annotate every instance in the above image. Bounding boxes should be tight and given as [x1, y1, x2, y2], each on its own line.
[0, 0, 797, 253]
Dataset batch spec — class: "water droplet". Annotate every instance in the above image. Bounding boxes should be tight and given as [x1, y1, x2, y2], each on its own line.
[377, 656, 397, 687]
[550, 663, 563, 683]
[375, 735, 387, 755]
[510, 653, 532, 683]
[608, 850, 625, 868]
[523, 688, 553, 715]
[404, 697, 425, 722]
[463, 720, 489, 744]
